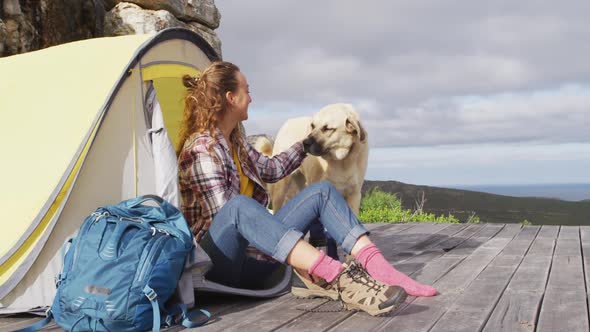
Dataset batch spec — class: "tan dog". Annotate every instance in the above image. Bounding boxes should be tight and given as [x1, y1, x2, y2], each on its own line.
[270, 103, 368, 214]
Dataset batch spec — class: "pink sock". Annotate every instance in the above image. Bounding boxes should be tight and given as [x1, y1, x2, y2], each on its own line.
[308, 251, 343, 283]
[354, 244, 437, 297]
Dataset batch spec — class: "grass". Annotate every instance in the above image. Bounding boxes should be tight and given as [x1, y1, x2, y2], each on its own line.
[363, 180, 590, 225]
[359, 188, 460, 223]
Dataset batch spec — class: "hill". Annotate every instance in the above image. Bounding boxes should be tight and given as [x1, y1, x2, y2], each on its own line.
[362, 180, 590, 225]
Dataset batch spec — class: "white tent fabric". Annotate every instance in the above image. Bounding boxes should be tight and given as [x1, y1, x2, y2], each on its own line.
[147, 84, 180, 208]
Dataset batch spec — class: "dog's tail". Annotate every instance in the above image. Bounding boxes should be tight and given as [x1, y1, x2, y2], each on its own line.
[247, 134, 275, 156]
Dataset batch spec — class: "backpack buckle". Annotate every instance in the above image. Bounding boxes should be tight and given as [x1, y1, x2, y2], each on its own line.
[143, 285, 157, 301]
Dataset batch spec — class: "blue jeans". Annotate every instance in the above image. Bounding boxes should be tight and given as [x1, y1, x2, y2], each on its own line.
[199, 181, 368, 288]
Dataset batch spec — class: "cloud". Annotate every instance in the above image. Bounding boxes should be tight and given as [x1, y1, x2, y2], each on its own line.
[217, 0, 590, 148]
[363, 84, 590, 147]
[366, 143, 590, 185]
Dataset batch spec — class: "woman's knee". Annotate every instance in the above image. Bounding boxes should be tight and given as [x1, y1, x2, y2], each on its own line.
[226, 195, 253, 208]
[313, 181, 337, 196]
[219, 195, 251, 221]
[224, 195, 262, 221]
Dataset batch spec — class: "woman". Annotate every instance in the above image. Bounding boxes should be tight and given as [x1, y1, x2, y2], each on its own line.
[177, 61, 436, 316]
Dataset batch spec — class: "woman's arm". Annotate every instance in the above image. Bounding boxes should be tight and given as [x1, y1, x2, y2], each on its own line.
[180, 141, 231, 221]
[246, 141, 307, 183]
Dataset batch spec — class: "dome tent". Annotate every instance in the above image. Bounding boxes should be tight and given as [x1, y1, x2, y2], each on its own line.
[0, 28, 291, 313]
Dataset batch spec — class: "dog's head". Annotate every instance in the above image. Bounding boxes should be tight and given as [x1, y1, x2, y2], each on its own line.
[303, 103, 367, 160]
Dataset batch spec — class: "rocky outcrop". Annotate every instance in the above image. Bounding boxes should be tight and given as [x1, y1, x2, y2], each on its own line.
[110, 0, 220, 28]
[104, 3, 220, 56]
[0, 0, 105, 56]
[0, 0, 221, 58]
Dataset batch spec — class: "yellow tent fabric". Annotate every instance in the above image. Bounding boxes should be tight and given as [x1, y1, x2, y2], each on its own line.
[142, 63, 200, 150]
[0, 35, 152, 283]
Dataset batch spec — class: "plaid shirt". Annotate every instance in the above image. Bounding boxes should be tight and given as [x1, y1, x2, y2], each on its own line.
[178, 130, 307, 242]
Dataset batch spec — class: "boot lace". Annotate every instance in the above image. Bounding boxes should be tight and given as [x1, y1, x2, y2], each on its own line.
[346, 262, 384, 295]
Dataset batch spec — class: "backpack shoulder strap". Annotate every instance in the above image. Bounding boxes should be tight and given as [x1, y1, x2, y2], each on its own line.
[143, 285, 162, 332]
[164, 303, 211, 329]
[181, 307, 211, 328]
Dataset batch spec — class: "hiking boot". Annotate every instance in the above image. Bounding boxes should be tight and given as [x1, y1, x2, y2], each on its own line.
[291, 269, 339, 300]
[335, 260, 407, 316]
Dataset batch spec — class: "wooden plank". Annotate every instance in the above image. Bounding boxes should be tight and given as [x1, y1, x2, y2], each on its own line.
[535, 225, 560, 239]
[407, 224, 506, 289]
[191, 295, 327, 332]
[0, 316, 45, 331]
[483, 233, 555, 332]
[537, 226, 589, 332]
[374, 224, 522, 331]
[371, 223, 452, 255]
[581, 227, 590, 326]
[273, 301, 352, 332]
[363, 222, 387, 231]
[445, 223, 507, 257]
[398, 223, 471, 253]
[362, 222, 416, 234]
[430, 226, 539, 331]
[482, 291, 542, 332]
[392, 223, 481, 275]
[328, 223, 505, 332]
[425, 223, 486, 252]
[499, 225, 540, 256]
[369, 222, 425, 240]
[338, 222, 421, 257]
[379, 223, 468, 264]
[363, 222, 413, 233]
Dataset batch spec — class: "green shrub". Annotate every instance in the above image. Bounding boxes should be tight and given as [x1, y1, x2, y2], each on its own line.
[467, 212, 481, 224]
[359, 188, 460, 223]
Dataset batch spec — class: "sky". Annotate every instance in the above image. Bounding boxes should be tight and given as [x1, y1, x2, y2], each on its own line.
[215, 0, 590, 186]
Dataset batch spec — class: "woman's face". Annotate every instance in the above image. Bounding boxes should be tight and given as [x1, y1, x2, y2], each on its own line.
[228, 71, 252, 121]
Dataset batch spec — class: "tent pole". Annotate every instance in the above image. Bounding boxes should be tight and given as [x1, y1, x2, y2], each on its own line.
[131, 67, 138, 197]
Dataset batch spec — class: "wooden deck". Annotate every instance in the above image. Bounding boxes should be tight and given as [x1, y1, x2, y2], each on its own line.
[3, 222, 590, 332]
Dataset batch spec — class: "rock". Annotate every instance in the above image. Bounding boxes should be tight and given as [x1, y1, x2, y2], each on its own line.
[38, 0, 105, 48]
[102, 0, 118, 11]
[112, 0, 220, 28]
[2, 15, 37, 55]
[0, 0, 221, 58]
[3, 0, 22, 16]
[104, 3, 181, 35]
[186, 21, 221, 57]
[105, 2, 221, 57]
[0, 19, 6, 56]
[0, 0, 105, 56]
[0, 0, 38, 56]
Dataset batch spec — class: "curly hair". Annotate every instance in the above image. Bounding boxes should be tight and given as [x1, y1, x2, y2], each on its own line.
[178, 61, 250, 166]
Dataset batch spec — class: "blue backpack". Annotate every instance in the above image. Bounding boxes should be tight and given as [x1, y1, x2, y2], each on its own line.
[20, 195, 210, 332]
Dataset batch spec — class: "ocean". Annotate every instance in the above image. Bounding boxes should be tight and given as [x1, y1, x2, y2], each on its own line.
[450, 183, 590, 202]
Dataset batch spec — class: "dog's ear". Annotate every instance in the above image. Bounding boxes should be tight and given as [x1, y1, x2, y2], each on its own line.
[357, 120, 367, 142]
[309, 121, 316, 133]
[346, 118, 367, 142]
